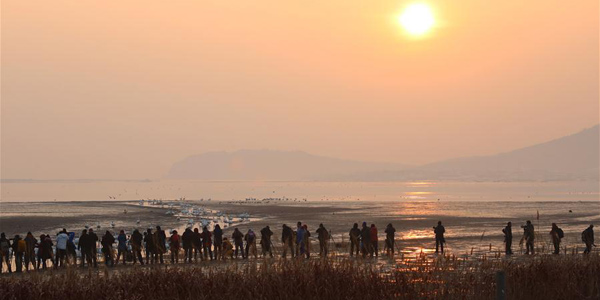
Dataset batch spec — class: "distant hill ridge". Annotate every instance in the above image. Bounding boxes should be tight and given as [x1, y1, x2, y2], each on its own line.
[167, 125, 599, 181]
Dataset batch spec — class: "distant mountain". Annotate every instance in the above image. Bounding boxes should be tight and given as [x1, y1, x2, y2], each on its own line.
[166, 150, 409, 180]
[410, 125, 599, 181]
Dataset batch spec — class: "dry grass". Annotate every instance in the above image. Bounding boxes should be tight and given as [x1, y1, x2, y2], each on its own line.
[1, 254, 599, 300]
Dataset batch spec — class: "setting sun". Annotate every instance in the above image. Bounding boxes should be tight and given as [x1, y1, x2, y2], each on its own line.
[399, 3, 435, 36]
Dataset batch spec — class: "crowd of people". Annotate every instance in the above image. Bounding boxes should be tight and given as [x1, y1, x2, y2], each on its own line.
[0, 221, 596, 274]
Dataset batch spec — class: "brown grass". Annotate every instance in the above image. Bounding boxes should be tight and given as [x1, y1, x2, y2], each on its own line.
[1, 254, 599, 300]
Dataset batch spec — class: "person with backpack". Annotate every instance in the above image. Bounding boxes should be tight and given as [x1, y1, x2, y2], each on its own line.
[201, 226, 213, 260]
[582, 224, 595, 254]
[232, 228, 245, 259]
[502, 222, 513, 255]
[260, 226, 274, 258]
[550, 223, 564, 255]
[281, 224, 294, 258]
[88, 229, 99, 267]
[316, 223, 329, 257]
[115, 230, 128, 265]
[349, 223, 361, 257]
[169, 230, 181, 264]
[24, 232, 37, 271]
[130, 229, 144, 265]
[12, 235, 25, 272]
[0, 233, 12, 273]
[433, 221, 446, 254]
[244, 229, 258, 259]
[213, 225, 223, 260]
[370, 224, 378, 257]
[101, 231, 115, 267]
[384, 223, 396, 257]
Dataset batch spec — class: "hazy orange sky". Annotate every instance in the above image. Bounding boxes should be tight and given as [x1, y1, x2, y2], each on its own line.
[1, 0, 598, 179]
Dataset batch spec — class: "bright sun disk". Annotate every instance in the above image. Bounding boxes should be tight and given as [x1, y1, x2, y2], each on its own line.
[399, 3, 434, 36]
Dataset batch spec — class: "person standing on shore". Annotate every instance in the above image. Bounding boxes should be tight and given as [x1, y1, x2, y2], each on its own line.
[502, 222, 513, 255]
[181, 228, 193, 263]
[370, 224, 378, 257]
[78, 229, 92, 268]
[244, 229, 258, 259]
[433, 221, 445, 254]
[55, 229, 69, 268]
[550, 223, 564, 255]
[155, 226, 166, 264]
[144, 229, 155, 264]
[281, 224, 294, 258]
[521, 220, 535, 255]
[303, 225, 311, 259]
[24, 232, 37, 271]
[169, 230, 181, 264]
[88, 229, 99, 267]
[192, 228, 202, 261]
[101, 230, 115, 267]
[213, 225, 223, 260]
[384, 224, 396, 257]
[349, 223, 361, 257]
[296, 222, 305, 258]
[361, 222, 371, 258]
[201, 226, 213, 260]
[116, 230, 128, 265]
[12, 235, 25, 272]
[260, 226, 274, 258]
[131, 229, 144, 265]
[0, 233, 12, 273]
[582, 224, 595, 254]
[66, 231, 77, 265]
[316, 224, 329, 257]
[232, 228, 245, 259]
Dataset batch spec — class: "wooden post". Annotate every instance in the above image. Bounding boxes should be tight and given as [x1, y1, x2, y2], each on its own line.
[496, 270, 506, 300]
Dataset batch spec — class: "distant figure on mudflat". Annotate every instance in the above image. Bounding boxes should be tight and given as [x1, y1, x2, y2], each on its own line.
[349, 223, 361, 257]
[433, 221, 445, 254]
[549, 223, 564, 255]
[384, 223, 396, 257]
[521, 220, 535, 255]
[502, 222, 513, 255]
[582, 224, 595, 254]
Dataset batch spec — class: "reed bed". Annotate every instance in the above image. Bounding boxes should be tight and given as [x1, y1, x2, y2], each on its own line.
[1, 254, 599, 300]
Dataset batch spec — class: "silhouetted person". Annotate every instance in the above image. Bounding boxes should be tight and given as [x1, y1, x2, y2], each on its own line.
[88, 229, 99, 267]
[24, 232, 37, 271]
[582, 224, 595, 254]
[433, 221, 445, 254]
[155, 226, 166, 264]
[316, 223, 329, 257]
[169, 230, 181, 263]
[12, 235, 24, 272]
[182, 228, 193, 263]
[0, 233, 12, 273]
[192, 228, 202, 261]
[361, 222, 371, 257]
[502, 222, 513, 255]
[296, 222, 306, 257]
[38, 234, 53, 269]
[144, 229, 155, 264]
[349, 223, 361, 257]
[232, 228, 244, 259]
[260, 226, 274, 258]
[384, 223, 396, 257]
[370, 224, 378, 257]
[244, 229, 258, 259]
[281, 224, 294, 258]
[116, 230, 128, 265]
[549, 223, 564, 255]
[131, 229, 144, 264]
[101, 230, 115, 267]
[521, 220, 535, 255]
[213, 225, 223, 260]
[78, 229, 93, 268]
[201, 226, 213, 260]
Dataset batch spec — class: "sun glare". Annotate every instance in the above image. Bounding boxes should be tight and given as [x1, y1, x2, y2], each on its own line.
[398, 3, 434, 36]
